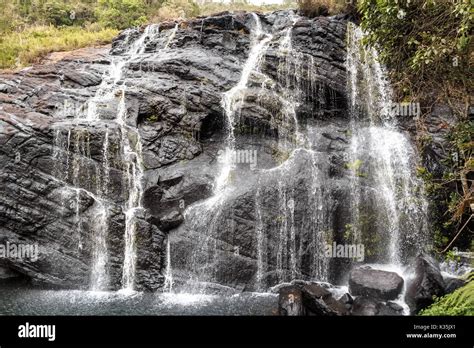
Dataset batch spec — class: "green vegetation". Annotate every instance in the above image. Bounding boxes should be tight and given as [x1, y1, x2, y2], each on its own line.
[420, 272, 474, 316]
[96, 0, 149, 29]
[357, 0, 472, 102]
[345, 158, 367, 177]
[0, 0, 295, 70]
[146, 114, 159, 122]
[417, 120, 473, 253]
[0, 25, 117, 69]
[344, 0, 473, 255]
[271, 146, 291, 164]
[296, 0, 354, 17]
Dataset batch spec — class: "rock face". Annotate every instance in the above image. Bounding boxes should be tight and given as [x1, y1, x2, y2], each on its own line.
[405, 255, 446, 313]
[349, 267, 404, 301]
[0, 10, 353, 291]
[0, 9, 446, 294]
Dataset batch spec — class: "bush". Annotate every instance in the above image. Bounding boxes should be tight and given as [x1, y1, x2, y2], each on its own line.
[155, 0, 199, 21]
[42, 1, 75, 26]
[96, 0, 148, 29]
[358, 0, 472, 100]
[297, 0, 347, 17]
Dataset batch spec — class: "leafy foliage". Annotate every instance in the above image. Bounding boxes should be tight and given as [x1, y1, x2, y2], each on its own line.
[420, 272, 474, 316]
[96, 0, 148, 29]
[355, 0, 473, 254]
[417, 119, 473, 252]
[357, 0, 473, 100]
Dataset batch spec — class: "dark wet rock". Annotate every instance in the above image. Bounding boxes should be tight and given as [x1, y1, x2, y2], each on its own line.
[405, 255, 446, 313]
[301, 283, 341, 315]
[156, 210, 184, 232]
[349, 267, 404, 301]
[340, 293, 353, 307]
[350, 296, 378, 316]
[350, 296, 404, 316]
[376, 301, 404, 316]
[0, 266, 21, 280]
[444, 276, 466, 294]
[387, 301, 404, 312]
[277, 283, 348, 316]
[278, 285, 305, 316]
[0, 7, 449, 295]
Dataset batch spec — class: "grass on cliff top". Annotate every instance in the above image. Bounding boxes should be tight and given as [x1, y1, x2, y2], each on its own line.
[419, 272, 474, 316]
[0, 0, 297, 70]
[0, 25, 118, 70]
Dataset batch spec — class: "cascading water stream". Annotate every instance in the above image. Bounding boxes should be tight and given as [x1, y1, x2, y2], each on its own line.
[52, 23, 176, 291]
[166, 13, 276, 293]
[256, 15, 333, 284]
[116, 87, 146, 292]
[52, 14, 429, 298]
[171, 12, 339, 291]
[218, 13, 273, 195]
[345, 22, 429, 267]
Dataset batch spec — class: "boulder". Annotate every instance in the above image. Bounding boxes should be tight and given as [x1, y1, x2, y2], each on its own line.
[340, 293, 354, 305]
[339, 293, 354, 310]
[376, 301, 404, 316]
[301, 283, 348, 315]
[278, 285, 305, 316]
[351, 297, 404, 316]
[405, 255, 446, 313]
[349, 267, 404, 301]
[350, 297, 378, 316]
[277, 283, 348, 316]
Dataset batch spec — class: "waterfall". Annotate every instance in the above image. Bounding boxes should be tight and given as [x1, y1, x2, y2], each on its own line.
[254, 186, 266, 291]
[164, 23, 179, 50]
[74, 188, 83, 252]
[90, 200, 109, 291]
[169, 13, 275, 292]
[49, 13, 429, 294]
[345, 23, 429, 265]
[164, 237, 174, 292]
[170, 11, 340, 292]
[51, 23, 170, 291]
[218, 13, 273, 195]
[117, 87, 145, 291]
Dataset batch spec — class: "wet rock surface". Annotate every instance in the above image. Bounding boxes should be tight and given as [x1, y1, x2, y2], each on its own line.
[0, 10, 349, 291]
[0, 9, 454, 298]
[405, 255, 446, 313]
[349, 266, 404, 301]
[278, 282, 348, 316]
